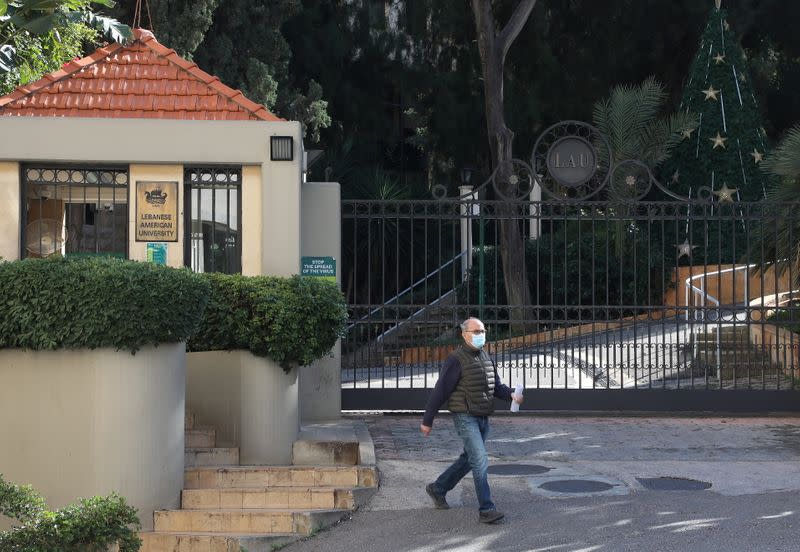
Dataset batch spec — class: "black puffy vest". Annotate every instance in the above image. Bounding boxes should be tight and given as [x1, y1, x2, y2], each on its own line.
[447, 345, 495, 416]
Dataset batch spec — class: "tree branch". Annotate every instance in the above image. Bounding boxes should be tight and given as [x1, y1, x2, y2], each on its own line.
[498, 0, 536, 64]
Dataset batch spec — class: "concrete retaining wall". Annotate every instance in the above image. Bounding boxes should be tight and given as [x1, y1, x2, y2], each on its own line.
[0, 344, 185, 531]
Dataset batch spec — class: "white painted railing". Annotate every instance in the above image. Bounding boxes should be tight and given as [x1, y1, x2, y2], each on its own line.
[683, 263, 758, 321]
[346, 250, 467, 332]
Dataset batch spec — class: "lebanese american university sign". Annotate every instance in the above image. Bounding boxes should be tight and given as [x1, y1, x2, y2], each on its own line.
[136, 181, 178, 242]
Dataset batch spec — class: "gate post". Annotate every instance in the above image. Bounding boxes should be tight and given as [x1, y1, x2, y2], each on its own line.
[529, 177, 542, 239]
[459, 185, 475, 281]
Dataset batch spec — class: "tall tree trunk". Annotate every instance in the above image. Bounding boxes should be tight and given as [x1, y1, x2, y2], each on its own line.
[471, 0, 536, 334]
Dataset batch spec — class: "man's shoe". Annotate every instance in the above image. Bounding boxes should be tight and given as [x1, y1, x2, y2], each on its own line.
[478, 509, 505, 524]
[425, 484, 449, 509]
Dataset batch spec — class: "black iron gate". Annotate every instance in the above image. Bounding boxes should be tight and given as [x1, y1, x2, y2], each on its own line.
[341, 122, 800, 411]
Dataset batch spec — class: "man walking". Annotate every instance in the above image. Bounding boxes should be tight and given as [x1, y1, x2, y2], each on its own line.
[420, 317, 523, 523]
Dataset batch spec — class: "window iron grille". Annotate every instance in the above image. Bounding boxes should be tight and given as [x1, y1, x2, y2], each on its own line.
[184, 166, 242, 274]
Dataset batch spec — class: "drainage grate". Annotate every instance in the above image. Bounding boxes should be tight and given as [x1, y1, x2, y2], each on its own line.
[636, 477, 712, 491]
[488, 464, 553, 476]
[539, 479, 615, 493]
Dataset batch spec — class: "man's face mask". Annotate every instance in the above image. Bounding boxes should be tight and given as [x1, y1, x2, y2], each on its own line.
[470, 333, 486, 349]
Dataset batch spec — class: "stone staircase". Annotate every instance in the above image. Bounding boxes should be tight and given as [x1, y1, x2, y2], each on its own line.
[692, 325, 775, 380]
[138, 414, 378, 551]
[346, 297, 464, 368]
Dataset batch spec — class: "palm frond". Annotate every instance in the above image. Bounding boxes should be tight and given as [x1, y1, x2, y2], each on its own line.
[639, 110, 698, 168]
[595, 77, 672, 165]
[762, 125, 800, 178]
[607, 84, 641, 161]
[592, 97, 613, 168]
[66, 10, 130, 44]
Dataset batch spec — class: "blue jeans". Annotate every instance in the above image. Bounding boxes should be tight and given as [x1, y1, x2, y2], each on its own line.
[432, 413, 495, 512]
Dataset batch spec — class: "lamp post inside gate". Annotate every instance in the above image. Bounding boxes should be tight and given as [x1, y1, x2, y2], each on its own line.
[461, 168, 484, 318]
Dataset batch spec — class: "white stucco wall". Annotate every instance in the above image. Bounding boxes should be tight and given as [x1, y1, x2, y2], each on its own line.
[0, 116, 303, 276]
[0, 162, 20, 261]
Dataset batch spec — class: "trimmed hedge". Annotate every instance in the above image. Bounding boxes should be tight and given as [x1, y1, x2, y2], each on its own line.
[0, 474, 141, 552]
[188, 274, 347, 370]
[0, 257, 210, 353]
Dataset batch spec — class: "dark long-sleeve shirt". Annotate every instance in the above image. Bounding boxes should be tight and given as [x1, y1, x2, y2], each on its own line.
[422, 352, 513, 427]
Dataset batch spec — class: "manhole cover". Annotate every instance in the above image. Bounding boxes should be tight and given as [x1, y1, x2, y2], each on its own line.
[539, 479, 615, 493]
[637, 477, 711, 491]
[488, 464, 552, 476]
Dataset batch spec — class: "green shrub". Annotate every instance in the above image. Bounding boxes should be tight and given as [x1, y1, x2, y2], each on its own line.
[188, 274, 348, 370]
[767, 300, 800, 334]
[0, 257, 210, 353]
[0, 474, 141, 552]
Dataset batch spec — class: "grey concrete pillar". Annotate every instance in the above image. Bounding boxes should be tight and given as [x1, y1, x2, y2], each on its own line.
[299, 182, 342, 421]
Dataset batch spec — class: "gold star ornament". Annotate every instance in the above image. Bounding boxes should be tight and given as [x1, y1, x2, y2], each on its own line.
[710, 132, 728, 150]
[713, 53, 726, 64]
[676, 239, 698, 259]
[751, 149, 764, 164]
[713, 183, 738, 202]
[681, 128, 695, 140]
[702, 86, 720, 101]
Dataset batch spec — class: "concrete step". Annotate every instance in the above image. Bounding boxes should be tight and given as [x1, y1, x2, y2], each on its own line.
[695, 352, 774, 362]
[181, 486, 376, 511]
[139, 531, 300, 552]
[716, 326, 750, 336]
[186, 427, 216, 448]
[184, 466, 377, 490]
[292, 440, 360, 466]
[153, 508, 350, 536]
[695, 350, 773, 359]
[713, 337, 754, 345]
[185, 448, 240, 468]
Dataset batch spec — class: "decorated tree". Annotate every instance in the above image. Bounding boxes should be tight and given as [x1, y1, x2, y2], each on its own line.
[660, 0, 771, 203]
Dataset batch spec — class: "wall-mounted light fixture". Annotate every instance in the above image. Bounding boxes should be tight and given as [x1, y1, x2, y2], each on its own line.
[270, 136, 294, 161]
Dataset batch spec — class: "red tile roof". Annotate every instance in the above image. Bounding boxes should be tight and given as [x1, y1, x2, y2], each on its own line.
[0, 28, 282, 121]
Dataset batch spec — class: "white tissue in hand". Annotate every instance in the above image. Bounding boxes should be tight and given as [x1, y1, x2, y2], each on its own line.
[510, 383, 523, 412]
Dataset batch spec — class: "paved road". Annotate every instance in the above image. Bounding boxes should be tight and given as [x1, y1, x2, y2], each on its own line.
[284, 415, 800, 552]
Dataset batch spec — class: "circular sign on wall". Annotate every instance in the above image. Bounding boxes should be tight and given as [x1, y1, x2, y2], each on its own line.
[545, 136, 597, 188]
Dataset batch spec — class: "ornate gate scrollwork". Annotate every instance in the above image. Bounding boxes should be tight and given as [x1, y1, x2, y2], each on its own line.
[454, 120, 716, 204]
